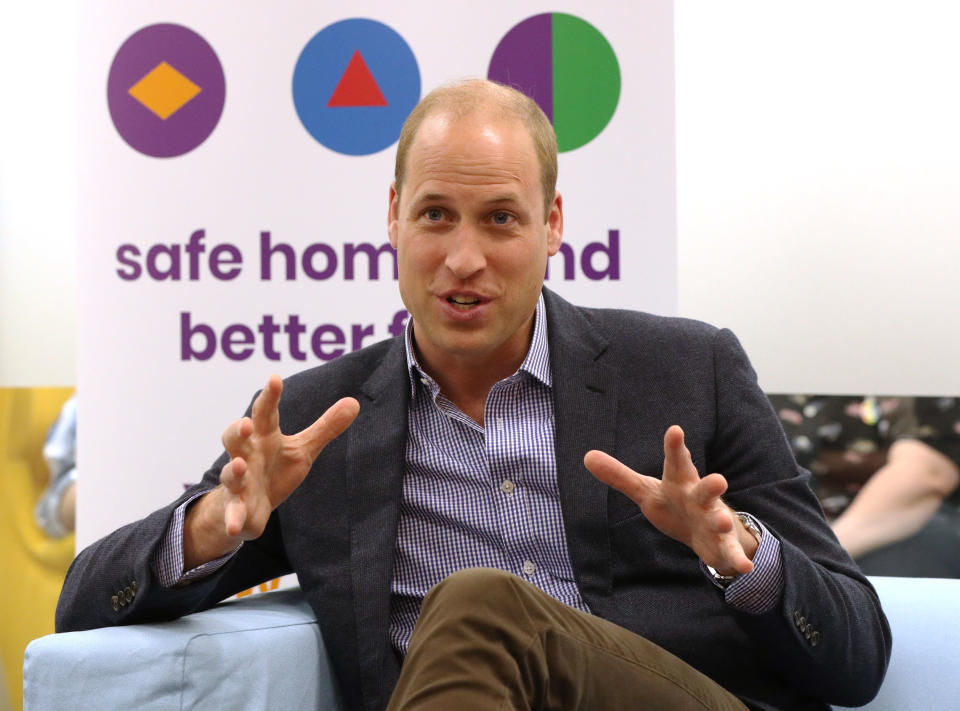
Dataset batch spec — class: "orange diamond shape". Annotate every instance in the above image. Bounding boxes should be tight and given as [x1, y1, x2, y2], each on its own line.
[128, 61, 202, 120]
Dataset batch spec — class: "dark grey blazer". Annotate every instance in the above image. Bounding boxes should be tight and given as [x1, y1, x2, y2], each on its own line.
[57, 289, 891, 711]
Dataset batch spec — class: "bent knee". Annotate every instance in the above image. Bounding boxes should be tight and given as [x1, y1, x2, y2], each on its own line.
[411, 568, 552, 655]
[423, 567, 524, 611]
[890, 439, 960, 497]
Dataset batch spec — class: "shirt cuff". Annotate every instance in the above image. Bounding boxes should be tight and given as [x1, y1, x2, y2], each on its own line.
[152, 490, 242, 587]
[700, 512, 784, 614]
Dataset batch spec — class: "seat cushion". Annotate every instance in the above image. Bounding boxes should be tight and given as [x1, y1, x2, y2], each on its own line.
[24, 588, 343, 711]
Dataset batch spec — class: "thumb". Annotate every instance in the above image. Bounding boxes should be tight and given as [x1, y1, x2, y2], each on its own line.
[298, 397, 360, 461]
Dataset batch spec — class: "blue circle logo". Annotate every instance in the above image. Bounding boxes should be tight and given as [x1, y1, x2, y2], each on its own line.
[293, 19, 420, 156]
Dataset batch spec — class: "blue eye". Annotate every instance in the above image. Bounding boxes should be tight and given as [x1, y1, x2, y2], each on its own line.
[425, 208, 443, 221]
[492, 211, 511, 225]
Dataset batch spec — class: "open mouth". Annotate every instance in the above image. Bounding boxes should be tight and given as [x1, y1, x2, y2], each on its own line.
[447, 295, 482, 310]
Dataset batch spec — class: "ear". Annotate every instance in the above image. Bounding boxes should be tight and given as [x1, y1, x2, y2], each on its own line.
[546, 191, 563, 256]
[388, 182, 400, 249]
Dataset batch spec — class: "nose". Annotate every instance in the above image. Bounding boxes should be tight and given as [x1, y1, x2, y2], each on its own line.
[444, 225, 486, 279]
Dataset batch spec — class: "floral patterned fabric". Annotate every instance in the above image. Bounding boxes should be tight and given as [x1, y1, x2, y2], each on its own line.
[767, 394, 960, 519]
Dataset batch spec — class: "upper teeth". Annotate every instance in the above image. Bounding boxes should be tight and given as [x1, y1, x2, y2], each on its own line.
[449, 296, 478, 305]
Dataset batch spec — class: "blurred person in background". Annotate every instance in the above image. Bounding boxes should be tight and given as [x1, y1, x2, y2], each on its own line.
[35, 395, 77, 538]
[770, 394, 960, 577]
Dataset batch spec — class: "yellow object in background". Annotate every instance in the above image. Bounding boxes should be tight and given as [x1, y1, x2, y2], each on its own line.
[0, 388, 75, 711]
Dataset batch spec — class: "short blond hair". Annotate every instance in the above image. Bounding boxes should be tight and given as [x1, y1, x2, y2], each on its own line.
[394, 79, 558, 220]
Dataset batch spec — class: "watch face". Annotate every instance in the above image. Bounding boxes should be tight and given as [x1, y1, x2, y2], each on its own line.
[706, 564, 736, 589]
[736, 513, 763, 542]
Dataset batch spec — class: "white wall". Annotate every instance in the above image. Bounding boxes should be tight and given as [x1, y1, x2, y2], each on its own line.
[0, 3, 78, 387]
[675, 2, 960, 394]
[4, 2, 960, 395]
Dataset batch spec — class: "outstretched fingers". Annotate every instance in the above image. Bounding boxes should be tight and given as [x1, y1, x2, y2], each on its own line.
[703, 501, 735, 534]
[221, 417, 253, 457]
[221, 376, 282, 457]
[587, 427, 756, 577]
[220, 457, 249, 537]
[298, 397, 361, 461]
[583, 450, 658, 505]
[219, 456, 247, 491]
[692, 472, 729, 509]
[224, 497, 247, 537]
[662, 425, 700, 484]
[721, 536, 755, 576]
[251, 374, 283, 434]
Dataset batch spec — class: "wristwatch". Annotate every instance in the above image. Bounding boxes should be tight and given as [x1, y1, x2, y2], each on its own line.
[706, 512, 763, 589]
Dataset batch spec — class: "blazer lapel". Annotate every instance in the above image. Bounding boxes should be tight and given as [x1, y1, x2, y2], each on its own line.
[544, 289, 618, 599]
[346, 336, 409, 709]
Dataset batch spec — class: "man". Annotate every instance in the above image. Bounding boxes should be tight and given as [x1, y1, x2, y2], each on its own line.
[57, 80, 890, 710]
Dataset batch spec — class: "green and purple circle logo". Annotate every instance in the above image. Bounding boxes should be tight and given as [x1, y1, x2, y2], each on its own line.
[488, 13, 620, 152]
[107, 24, 225, 158]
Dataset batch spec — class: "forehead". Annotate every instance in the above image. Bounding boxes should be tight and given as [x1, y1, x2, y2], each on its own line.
[404, 112, 540, 194]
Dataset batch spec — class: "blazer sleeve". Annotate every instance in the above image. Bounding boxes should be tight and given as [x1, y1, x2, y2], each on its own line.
[708, 327, 892, 707]
[56, 452, 291, 633]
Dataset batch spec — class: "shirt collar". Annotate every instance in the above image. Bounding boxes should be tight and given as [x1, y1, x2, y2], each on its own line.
[404, 292, 552, 398]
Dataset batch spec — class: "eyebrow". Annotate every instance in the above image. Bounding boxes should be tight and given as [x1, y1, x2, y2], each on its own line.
[484, 195, 522, 206]
[414, 192, 450, 204]
[411, 192, 522, 207]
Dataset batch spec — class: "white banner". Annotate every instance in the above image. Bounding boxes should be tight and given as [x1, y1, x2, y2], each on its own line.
[76, 1, 676, 548]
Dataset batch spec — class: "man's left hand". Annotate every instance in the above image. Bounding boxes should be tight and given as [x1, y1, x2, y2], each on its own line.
[584, 425, 757, 577]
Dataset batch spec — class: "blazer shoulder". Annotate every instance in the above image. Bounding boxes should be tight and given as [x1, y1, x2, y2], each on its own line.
[575, 304, 723, 350]
[282, 336, 398, 392]
[268, 336, 403, 429]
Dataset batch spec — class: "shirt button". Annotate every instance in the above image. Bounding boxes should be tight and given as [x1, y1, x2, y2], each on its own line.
[420, 377, 429, 385]
[500, 479, 516, 494]
[522, 560, 536, 576]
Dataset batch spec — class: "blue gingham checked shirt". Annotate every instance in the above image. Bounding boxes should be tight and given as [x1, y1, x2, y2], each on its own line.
[156, 295, 783, 650]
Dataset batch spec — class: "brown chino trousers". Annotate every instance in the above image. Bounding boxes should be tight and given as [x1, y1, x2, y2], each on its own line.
[387, 568, 749, 711]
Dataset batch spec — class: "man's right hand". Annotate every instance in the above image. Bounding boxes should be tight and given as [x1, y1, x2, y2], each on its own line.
[184, 375, 360, 569]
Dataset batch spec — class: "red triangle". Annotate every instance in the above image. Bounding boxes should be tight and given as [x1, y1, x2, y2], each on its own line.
[327, 50, 388, 107]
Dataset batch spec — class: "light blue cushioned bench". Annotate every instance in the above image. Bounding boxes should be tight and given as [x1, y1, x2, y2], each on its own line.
[24, 589, 343, 710]
[24, 577, 958, 710]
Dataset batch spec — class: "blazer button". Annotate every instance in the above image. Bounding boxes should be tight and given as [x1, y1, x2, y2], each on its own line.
[803, 624, 812, 640]
[111, 595, 120, 611]
[793, 610, 802, 626]
[810, 630, 821, 646]
[124, 586, 134, 603]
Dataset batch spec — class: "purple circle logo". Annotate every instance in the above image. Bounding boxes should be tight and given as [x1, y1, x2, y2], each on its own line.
[107, 24, 225, 158]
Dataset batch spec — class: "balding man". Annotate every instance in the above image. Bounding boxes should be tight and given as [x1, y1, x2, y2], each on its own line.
[58, 80, 890, 711]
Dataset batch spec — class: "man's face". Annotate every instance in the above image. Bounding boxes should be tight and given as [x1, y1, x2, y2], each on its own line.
[388, 111, 563, 372]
